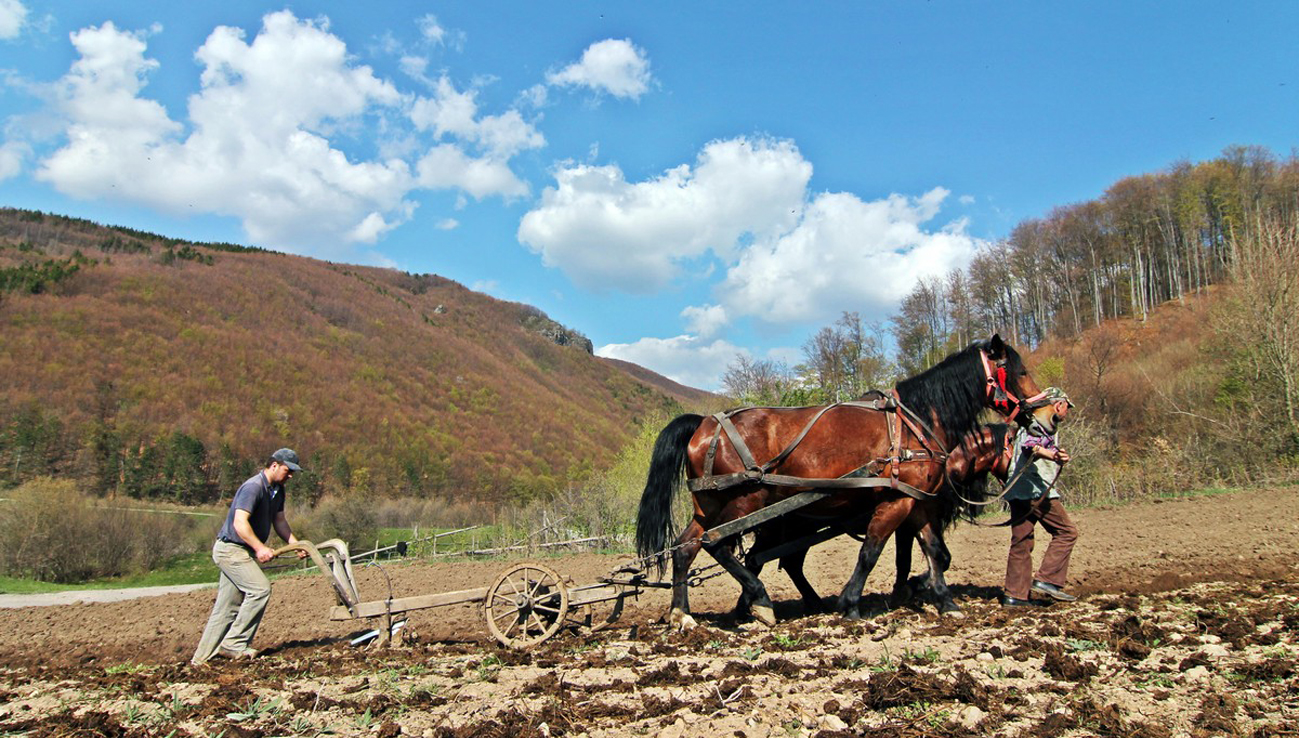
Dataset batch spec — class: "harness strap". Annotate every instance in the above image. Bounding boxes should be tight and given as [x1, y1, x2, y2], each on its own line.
[703, 421, 722, 478]
[763, 402, 842, 472]
[709, 398, 897, 477]
[695, 396, 945, 502]
[687, 470, 934, 500]
[892, 390, 949, 459]
[716, 412, 760, 472]
[887, 407, 901, 489]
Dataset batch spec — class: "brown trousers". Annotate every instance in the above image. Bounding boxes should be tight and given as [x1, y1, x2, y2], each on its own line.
[1004, 497, 1079, 600]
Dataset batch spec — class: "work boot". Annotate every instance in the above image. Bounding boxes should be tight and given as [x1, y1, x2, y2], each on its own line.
[1031, 580, 1077, 602]
[1000, 594, 1048, 607]
[217, 646, 259, 660]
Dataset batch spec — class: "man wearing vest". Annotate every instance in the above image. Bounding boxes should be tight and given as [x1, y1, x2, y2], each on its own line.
[1001, 388, 1081, 607]
[192, 448, 305, 664]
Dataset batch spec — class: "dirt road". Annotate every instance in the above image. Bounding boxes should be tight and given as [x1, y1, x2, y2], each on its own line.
[0, 583, 211, 609]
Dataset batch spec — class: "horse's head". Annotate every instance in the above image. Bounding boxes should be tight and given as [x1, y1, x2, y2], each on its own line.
[981, 334, 1045, 426]
[940, 422, 1012, 525]
[947, 423, 1013, 485]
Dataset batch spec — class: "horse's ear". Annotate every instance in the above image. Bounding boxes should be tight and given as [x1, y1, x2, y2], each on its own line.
[988, 333, 1007, 358]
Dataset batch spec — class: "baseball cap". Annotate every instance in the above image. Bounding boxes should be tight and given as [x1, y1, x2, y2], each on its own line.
[271, 448, 303, 472]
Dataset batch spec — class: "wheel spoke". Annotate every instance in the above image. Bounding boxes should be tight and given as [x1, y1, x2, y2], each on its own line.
[505, 573, 527, 598]
[532, 603, 563, 615]
[528, 610, 548, 634]
[494, 610, 522, 633]
[526, 572, 546, 599]
[490, 604, 522, 621]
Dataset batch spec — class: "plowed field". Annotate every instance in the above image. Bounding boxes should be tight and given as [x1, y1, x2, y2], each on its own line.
[1, 489, 1297, 737]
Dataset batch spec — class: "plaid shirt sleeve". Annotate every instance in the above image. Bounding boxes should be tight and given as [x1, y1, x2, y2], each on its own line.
[1021, 434, 1058, 452]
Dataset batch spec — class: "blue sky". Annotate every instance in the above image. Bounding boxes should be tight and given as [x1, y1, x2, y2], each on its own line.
[1, 2, 1296, 390]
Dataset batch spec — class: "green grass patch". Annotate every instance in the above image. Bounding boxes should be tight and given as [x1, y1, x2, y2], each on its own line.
[0, 551, 218, 593]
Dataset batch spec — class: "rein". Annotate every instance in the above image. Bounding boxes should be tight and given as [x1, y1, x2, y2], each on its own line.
[953, 442, 1065, 528]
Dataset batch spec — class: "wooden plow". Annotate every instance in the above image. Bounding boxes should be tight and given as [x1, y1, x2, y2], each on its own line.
[270, 540, 670, 649]
[273, 489, 855, 649]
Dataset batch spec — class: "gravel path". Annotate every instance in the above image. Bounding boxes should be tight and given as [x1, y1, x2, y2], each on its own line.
[0, 582, 212, 608]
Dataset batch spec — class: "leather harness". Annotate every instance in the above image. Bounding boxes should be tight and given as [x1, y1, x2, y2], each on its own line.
[686, 391, 948, 501]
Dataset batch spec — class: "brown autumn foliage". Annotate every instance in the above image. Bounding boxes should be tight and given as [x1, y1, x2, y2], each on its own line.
[1028, 271, 1299, 505]
[0, 208, 717, 507]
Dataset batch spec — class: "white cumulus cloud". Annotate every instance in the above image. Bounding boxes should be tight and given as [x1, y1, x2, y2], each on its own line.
[716, 187, 985, 326]
[408, 75, 543, 197]
[0, 140, 27, 180]
[0, 0, 27, 40]
[417, 14, 446, 45]
[547, 38, 652, 100]
[597, 334, 745, 390]
[517, 136, 810, 292]
[416, 143, 529, 199]
[30, 11, 537, 258]
[681, 304, 728, 339]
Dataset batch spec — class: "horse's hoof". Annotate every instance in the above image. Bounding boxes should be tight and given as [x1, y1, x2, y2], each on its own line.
[803, 600, 827, 616]
[889, 587, 913, 609]
[751, 605, 777, 628]
[669, 610, 698, 631]
[938, 604, 965, 619]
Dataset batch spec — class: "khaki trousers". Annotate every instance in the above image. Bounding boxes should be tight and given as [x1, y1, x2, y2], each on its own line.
[192, 541, 272, 664]
[1004, 497, 1079, 600]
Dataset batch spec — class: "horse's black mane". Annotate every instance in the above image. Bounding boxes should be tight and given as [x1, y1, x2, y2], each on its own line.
[893, 339, 1027, 444]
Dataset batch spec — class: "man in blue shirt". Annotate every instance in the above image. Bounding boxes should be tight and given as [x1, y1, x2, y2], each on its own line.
[192, 448, 304, 664]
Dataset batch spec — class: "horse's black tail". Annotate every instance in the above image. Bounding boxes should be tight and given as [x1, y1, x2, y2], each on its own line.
[635, 413, 704, 574]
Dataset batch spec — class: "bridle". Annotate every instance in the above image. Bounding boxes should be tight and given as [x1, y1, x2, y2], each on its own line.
[979, 349, 1048, 423]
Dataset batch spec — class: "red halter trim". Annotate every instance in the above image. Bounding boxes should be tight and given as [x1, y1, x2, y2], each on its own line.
[979, 349, 1047, 422]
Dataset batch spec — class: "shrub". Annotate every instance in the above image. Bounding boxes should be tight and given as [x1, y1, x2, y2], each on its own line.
[297, 494, 379, 551]
[491, 409, 691, 548]
[0, 477, 198, 582]
[373, 496, 480, 530]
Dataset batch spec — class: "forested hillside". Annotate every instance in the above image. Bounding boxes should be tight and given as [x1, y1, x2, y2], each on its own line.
[891, 145, 1297, 371]
[724, 146, 1299, 499]
[0, 209, 712, 505]
[5, 145, 1298, 513]
[887, 146, 1299, 492]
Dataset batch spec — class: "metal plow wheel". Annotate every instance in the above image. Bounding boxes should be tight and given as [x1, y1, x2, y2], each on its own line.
[483, 562, 570, 648]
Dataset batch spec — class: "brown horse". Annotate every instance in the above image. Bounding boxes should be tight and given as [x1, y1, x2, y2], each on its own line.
[636, 336, 1041, 628]
[740, 423, 1013, 618]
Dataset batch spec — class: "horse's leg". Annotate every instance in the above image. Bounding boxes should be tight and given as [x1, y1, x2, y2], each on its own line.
[734, 527, 771, 618]
[668, 517, 705, 630]
[705, 533, 777, 627]
[837, 498, 911, 620]
[889, 522, 917, 608]
[779, 544, 827, 614]
[915, 524, 962, 615]
[739, 521, 824, 617]
[894, 499, 943, 606]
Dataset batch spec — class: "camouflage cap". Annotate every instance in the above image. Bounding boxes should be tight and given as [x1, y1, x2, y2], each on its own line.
[1042, 387, 1074, 407]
